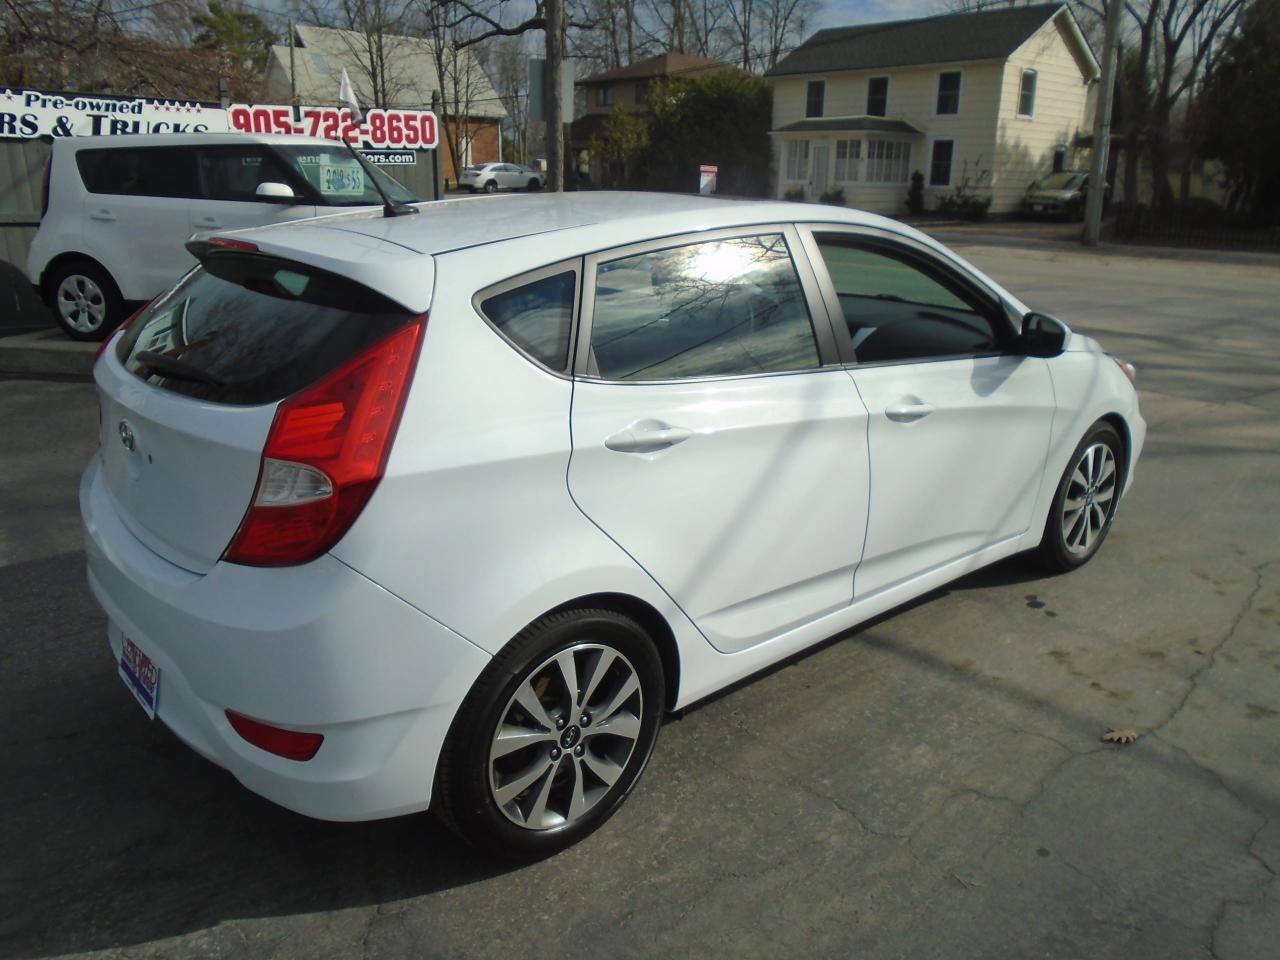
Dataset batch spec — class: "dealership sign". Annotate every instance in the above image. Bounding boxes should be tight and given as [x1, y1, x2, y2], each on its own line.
[0, 88, 437, 150]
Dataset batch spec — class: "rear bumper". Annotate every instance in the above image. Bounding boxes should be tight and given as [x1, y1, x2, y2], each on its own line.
[81, 454, 491, 821]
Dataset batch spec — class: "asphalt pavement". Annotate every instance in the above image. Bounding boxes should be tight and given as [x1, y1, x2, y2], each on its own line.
[1, 240, 1277, 959]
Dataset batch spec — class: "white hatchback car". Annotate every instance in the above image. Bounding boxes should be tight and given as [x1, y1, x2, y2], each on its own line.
[82, 193, 1144, 856]
[28, 133, 418, 340]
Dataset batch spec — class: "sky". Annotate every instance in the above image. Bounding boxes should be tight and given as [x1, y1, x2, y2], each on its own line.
[811, 0, 943, 31]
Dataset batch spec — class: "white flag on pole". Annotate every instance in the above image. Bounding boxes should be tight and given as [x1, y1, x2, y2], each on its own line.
[338, 68, 363, 123]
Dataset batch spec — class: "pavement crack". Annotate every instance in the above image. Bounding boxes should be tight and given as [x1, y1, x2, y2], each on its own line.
[1151, 561, 1270, 737]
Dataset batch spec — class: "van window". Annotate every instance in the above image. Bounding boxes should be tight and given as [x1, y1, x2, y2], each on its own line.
[272, 144, 417, 206]
[77, 147, 199, 198]
[196, 146, 302, 202]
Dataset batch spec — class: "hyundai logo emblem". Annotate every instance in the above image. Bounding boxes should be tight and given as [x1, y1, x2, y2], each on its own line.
[118, 421, 135, 452]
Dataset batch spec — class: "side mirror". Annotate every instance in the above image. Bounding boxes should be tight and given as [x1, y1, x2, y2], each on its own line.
[255, 181, 299, 202]
[1021, 312, 1068, 357]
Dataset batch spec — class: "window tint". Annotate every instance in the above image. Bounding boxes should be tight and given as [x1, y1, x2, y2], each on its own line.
[480, 271, 576, 370]
[936, 72, 961, 114]
[814, 237, 999, 364]
[77, 147, 198, 198]
[867, 77, 888, 116]
[115, 254, 415, 405]
[197, 146, 299, 202]
[590, 235, 819, 381]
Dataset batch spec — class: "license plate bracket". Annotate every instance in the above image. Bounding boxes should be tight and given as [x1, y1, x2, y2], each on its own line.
[119, 633, 160, 719]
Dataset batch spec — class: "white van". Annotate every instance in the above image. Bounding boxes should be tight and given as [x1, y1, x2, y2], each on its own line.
[28, 133, 419, 339]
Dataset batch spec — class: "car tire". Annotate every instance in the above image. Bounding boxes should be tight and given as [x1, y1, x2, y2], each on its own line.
[1037, 421, 1125, 572]
[435, 607, 664, 859]
[484, 180, 498, 193]
[47, 259, 124, 341]
[527, 178, 540, 191]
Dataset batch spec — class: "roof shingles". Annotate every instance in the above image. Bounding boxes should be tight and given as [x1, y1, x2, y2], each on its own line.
[766, 3, 1067, 77]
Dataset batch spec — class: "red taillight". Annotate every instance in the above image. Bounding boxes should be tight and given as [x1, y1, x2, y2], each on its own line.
[95, 299, 151, 362]
[223, 316, 426, 566]
[225, 710, 324, 761]
[208, 237, 259, 253]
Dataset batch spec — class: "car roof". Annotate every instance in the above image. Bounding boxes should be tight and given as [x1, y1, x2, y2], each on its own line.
[60, 133, 348, 150]
[224, 192, 893, 257]
[192, 192, 1025, 316]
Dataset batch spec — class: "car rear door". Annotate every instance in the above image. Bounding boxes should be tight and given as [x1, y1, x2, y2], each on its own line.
[567, 227, 870, 654]
[799, 226, 1056, 598]
[189, 144, 317, 234]
[75, 145, 200, 300]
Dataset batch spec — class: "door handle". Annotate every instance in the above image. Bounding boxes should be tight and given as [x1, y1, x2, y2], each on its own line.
[885, 402, 935, 423]
[604, 420, 694, 454]
[89, 209, 116, 222]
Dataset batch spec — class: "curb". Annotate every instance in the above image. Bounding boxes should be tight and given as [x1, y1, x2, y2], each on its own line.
[0, 328, 96, 377]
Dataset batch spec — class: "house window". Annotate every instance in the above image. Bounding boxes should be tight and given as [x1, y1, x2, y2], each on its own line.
[929, 140, 955, 186]
[785, 140, 810, 180]
[834, 139, 861, 181]
[597, 85, 614, 107]
[936, 72, 961, 115]
[866, 140, 910, 183]
[1053, 145, 1067, 173]
[867, 77, 888, 117]
[1018, 69, 1037, 117]
[805, 80, 825, 118]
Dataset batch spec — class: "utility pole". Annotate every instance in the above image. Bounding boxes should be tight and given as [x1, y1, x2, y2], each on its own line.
[288, 19, 297, 104]
[545, 0, 565, 191]
[1083, 0, 1123, 246]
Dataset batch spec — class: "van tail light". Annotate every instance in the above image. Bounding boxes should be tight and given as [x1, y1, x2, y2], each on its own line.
[223, 315, 426, 566]
[95, 300, 151, 363]
[225, 710, 324, 761]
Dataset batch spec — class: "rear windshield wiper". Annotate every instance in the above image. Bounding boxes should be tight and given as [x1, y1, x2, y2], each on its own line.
[134, 351, 225, 387]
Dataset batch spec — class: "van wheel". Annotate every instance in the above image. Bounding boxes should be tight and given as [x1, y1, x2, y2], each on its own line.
[435, 607, 664, 858]
[48, 260, 123, 341]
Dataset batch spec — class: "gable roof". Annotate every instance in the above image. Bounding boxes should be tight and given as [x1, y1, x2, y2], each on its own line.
[578, 52, 732, 86]
[263, 23, 505, 119]
[767, 3, 1091, 78]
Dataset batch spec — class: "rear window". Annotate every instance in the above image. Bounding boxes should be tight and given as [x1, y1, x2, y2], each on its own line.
[115, 253, 416, 405]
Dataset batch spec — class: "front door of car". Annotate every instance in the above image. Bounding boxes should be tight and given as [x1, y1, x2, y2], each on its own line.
[800, 228, 1056, 598]
[189, 145, 316, 235]
[568, 228, 870, 654]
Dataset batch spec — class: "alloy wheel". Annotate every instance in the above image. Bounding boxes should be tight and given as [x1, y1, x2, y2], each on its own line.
[1061, 441, 1116, 556]
[488, 643, 643, 831]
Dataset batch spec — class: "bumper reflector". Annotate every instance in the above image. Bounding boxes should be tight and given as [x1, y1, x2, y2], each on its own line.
[226, 710, 324, 761]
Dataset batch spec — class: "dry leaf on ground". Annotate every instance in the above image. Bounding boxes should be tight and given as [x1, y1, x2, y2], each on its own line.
[1101, 728, 1140, 744]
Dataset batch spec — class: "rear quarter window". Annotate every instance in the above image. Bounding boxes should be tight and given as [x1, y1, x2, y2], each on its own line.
[477, 269, 577, 372]
[77, 146, 198, 198]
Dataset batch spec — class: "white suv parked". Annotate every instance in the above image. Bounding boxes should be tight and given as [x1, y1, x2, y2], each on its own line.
[28, 133, 418, 340]
[82, 193, 1144, 856]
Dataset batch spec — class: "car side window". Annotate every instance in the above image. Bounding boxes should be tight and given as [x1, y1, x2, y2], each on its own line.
[76, 147, 198, 198]
[479, 270, 577, 371]
[197, 146, 301, 202]
[588, 234, 820, 381]
[812, 235, 1000, 363]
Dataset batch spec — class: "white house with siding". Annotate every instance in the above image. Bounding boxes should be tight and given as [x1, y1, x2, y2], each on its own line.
[766, 3, 1099, 214]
